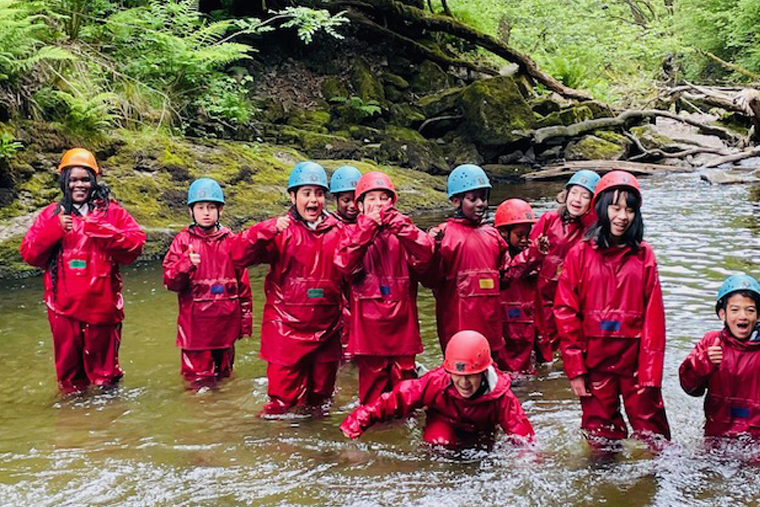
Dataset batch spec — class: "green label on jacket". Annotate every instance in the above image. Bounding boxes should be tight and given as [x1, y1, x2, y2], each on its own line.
[307, 288, 324, 298]
[68, 259, 87, 270]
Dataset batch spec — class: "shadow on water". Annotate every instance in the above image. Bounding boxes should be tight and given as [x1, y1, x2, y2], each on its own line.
[1, 173, 760, 506]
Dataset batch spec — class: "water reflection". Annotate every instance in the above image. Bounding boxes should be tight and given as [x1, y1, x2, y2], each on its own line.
[1, 173, 760, 506]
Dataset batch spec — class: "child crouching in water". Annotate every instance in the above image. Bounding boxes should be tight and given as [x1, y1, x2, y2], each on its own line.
[340, 330, 534, 449]
[163, 178, 252, 386]
[680, 274, 760, 439]
[233, 162, 344, 415]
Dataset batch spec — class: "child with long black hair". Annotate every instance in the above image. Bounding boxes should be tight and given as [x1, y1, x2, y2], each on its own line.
[20, 148, 145, 392]
[553, 170, 671, 448]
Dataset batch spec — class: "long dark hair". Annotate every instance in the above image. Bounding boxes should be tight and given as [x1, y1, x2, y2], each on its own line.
[586, 188, 644, 251]
[49, 167, 113, 300]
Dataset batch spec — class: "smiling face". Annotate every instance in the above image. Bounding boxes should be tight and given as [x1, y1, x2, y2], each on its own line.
[67, 167, 94, 204]
[334, 191, 358, 222]
[450, 373, 483, 398]
[190, 201, 221, 228]
[452, 189, 489, 223]
[358, 189, 393, 215]
[565, 185, 593, 217]
[719, 293, 758, 340]
[607, 190, 636, 238]
[290, 185, 326, 222]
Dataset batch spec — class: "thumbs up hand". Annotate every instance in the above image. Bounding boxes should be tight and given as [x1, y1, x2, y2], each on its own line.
[187, 244, 201, 266]
[707, 336, 723, 366]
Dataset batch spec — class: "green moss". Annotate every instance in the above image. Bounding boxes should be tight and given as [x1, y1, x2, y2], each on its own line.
[371, 126, 449, 174]
[629, 125, 674, 150]
[442, 137, 484, 167]
[381, 73, 410, 90]
[321, 77, 349, 102]
[411, 60, 451, 94]
[286, 109, 331, 134]
[351, 59, 385, 105]
[458, 76, 535, 146]
[0, 235, 37, 279]
[535, 105, 595, 128]
[417, 87, 463, 117]
[389, 104, 426, 128]
[565, 135, 627, 161]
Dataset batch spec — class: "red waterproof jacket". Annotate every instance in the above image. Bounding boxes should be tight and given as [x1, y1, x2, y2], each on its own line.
[500, 246, 543, 354]
[554, 240, 666, 387]
[20, 200, 145, 324]
[232, 211, 344, 366]
[680, 329, 760, 438]
[335, 208, 434, 356]
[530, 209, 595, 336]
[341, 366, 534, 442]
[163, 226, 252, 350]
[425, 218, 507, 351]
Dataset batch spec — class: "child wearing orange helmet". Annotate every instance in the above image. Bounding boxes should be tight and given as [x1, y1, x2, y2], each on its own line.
[494, 199, 549, 373]
[334, 171, 435, 404]
[20, 148, 145, 392]
[340, 330, 534, 449]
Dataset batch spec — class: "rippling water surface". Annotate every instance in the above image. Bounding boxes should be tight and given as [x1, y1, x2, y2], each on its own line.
[2, 174, 760, 507]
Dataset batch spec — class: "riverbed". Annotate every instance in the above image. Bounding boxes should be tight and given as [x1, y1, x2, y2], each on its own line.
[1, 174, 760, 507]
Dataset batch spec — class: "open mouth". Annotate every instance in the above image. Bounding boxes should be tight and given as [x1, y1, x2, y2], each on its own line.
[305, 206, 319, 215]
[736, 322, 750, 332]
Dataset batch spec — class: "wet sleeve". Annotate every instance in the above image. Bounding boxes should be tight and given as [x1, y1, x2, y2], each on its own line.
[162, 235, 196, 292]
[501, 243, 543, 283]
[498, 391, 535, 443]
[418, 222, 447, 289]
[679, 334, 717, 397]
[237, 267, 253, 337]
[638, 247, 667, 388]
[529, 213, 548, 242]
[334, 215, 379, 277]
[386, 209, 435, 275]
[554, 244, 587, 380]
[82, 204, 145, 264]
[20, 206, 65, 268]
[231, 219, 279, 268]
[339, 376, 428, 437]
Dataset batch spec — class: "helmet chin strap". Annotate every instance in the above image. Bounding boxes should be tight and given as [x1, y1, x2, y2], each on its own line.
[190, 208, 221, 230]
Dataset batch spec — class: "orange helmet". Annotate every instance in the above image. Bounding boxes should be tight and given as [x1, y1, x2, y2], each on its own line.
[494, 199, 537, 228]
[57, 148, 100, 176]
[443, 330, 492, 375]
[354, 171, 397, 203]
[592, 170, 640, 207]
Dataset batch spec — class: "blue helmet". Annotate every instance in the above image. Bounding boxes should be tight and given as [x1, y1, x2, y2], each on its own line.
[566, 169, 601, 194]
[447, 164, 492, 199]
[188, 177, 224, 206]
[288, 161, 328, 191]
[715, 274, 760, 315]
[329, 165, 362, 194]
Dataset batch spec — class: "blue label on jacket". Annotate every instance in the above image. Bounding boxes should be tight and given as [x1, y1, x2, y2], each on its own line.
[211, 284, 225, 294]
[380, 285, 391, 296]
[731, 406, 750, 419]
[600, 320, 621, 331]
[508, 308, 522, 319]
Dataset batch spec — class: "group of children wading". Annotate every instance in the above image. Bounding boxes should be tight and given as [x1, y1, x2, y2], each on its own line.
[19, 148, 760, 451]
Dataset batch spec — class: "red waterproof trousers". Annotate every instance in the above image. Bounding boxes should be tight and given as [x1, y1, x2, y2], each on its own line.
[47, 309, 123, 392]
[355, 355, 416, 405]
[181, 347, 235, 382]
[262, 344, 339, 413]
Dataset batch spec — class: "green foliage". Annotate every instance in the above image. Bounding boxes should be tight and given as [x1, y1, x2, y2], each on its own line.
[331, 96, 382, 121]
[0, 0, 74, 83]
[279, 7, 348, 44]
[0, 132, 22, 159]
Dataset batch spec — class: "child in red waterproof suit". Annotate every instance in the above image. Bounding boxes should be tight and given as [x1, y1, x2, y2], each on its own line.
[680, 274, 760, 439]
[232, 162, 344, 415]
[425, 164, 510, 370]
[335, 172, 434, 405]
[20, 148, 145, 392]
[340, 330, 534, 449]
[554, 171, 671, 446]
[162, 178, 252, 385]
[494, 199, 549, 374]
[531, 170, 600, 358]
[329, 165, 362, 362]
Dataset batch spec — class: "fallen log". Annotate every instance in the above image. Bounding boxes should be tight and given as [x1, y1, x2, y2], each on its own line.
[624, 131, 729, 161]
[700, 169, 759, 185]
[530, 109, 744, 146]
[522, 160, 692, 181]
[698, 146, 760, 169]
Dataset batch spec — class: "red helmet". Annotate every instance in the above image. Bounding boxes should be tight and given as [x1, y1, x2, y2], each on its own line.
[443, 330, 492, 375]
[355, 171, 397, 203]
[592, 170, 641, 207]
[494, 199, 537, 228]
[57, 148, 101, 176]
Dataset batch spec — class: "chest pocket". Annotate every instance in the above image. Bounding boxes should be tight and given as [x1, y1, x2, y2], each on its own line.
[354, 275, 409, 302]
[456, 270, 500, 298]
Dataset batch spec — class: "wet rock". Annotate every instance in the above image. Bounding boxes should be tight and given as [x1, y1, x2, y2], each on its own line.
[351, 59, 385, 105]
[535, 105, 594, 128]
[279, 126, 362, 159]
[530, 95, 564, 116]
[286, 108, 331, 134]
[483, 163, 533, 182]
[417, 87, 463, 117]
[411, 61, 452, 94]
[370, 126, 448, 174]
[629, 124, 675, 150]
[381, 73, 410, 90]
[441, 136, 484, 167]
[321, 77, 349, 103]
[564, 135, 627, 161]
[389, 104, 426, 129]
[701, 169, 759, 184]
[458, 76, 535, 147]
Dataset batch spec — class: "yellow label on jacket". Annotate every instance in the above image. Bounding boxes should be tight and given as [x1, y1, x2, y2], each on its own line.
[479, 278, 495, 290]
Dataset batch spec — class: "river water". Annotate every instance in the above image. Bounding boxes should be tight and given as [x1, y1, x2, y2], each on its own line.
[1, 174, 760, 507]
